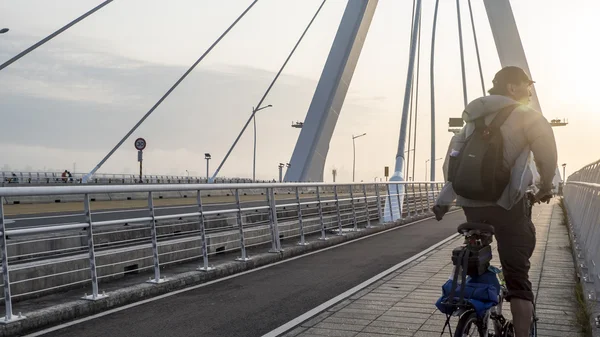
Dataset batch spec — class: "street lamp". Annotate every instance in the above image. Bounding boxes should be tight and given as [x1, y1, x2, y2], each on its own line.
[562, 163, 567, 182]
[278, 163, 285, 182]
[205, 153, 211, 182]
[425, 158, 443, 181]
[253, 104, 273, 182]
[352, 133, 367, 182]
[186, 170, 189, 177]
[0, 28, 9, 34]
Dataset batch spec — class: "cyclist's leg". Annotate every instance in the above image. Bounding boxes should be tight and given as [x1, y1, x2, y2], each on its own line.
[463, 198, 536, 337]
[492, 198, 536, 337]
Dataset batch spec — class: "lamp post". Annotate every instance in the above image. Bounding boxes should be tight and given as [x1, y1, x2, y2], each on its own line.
[205, 153, 211, 182]
[352, 133, 367, 182]
[278, 163, 285, 182]
[562, 163, 566, 182]
[253, 104, 273, 182]
[425, 158, 443, 180]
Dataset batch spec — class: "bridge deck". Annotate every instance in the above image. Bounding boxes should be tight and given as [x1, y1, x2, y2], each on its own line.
[275, 202, 582, 337]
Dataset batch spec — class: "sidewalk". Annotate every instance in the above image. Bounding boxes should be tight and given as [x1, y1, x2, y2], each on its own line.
[280, 202, 583, 337]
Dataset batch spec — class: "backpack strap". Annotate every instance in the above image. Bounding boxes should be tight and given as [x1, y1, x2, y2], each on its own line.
[488, 104, 520, 130]
[472, 104, 519, 130]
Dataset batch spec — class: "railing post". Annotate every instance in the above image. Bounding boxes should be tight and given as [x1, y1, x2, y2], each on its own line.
[316, 186, 328, 241]
[196, 190, 213, 272]
[349, 186, 359, 231]
[425, 183, 431, 213]
[374, 184, 383, 225]
[147, 192, 165, 283]
[296, 187, 308, 246]
[235, 189, 251, 261]
[386, 184, 394, 222]
[82, 194, 107, 301]
[267, 188, 282, 253]
[0, 198, 24, 323]
[334, 186, 344, 236]
[417, 183, 425, 215]
[362, 184, 372, 228]
[395, 183, 403, 220]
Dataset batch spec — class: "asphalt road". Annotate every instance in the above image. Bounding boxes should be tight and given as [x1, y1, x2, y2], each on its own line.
[34, 211, 465, 337]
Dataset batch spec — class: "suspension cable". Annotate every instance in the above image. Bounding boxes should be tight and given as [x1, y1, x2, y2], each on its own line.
[83, 0, 259, 182]
[430, 0, 441, 181]
[210, 0, 328, 182]
[456, 0, 468, 107]
[468, 0, 486, 95]
[411, 10, 423, 182]
[0, 0, 114, 72]
[406, 0, 417, 177]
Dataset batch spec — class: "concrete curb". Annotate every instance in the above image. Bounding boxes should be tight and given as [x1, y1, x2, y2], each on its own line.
[0, 212, 439, 337]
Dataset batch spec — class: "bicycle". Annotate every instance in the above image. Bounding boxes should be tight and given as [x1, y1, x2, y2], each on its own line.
[436, 221, 538, 337]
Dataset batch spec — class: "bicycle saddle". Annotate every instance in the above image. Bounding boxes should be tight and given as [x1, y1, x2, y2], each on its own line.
[457, 222, 495, 235]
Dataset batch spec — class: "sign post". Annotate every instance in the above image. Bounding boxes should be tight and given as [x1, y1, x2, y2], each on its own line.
[135, 138, 146, 183]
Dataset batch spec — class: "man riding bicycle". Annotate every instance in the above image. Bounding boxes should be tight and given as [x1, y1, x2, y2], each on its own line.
[433, 66, 557, 337]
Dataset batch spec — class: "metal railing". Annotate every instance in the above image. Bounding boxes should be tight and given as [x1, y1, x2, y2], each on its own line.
[1, 171, 271, 186]
[0, 181, 443, 323]
[563, 159, 600, 302]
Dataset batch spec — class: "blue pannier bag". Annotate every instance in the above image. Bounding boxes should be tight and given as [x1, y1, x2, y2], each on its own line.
[435, 268, 501, 317]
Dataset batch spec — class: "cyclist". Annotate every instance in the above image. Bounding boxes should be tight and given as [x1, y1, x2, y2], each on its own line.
[433, 66, 557, 337]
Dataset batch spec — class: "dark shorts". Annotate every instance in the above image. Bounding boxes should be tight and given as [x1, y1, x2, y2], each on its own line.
[462, 198, 536, 302]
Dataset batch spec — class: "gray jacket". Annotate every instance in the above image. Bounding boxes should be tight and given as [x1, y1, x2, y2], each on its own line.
[435, 95, 557, 210]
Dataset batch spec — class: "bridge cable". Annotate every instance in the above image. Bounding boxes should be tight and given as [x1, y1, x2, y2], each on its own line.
[411, 10, 423, 182]
[467, 0, 486, 95]
[429, 0, 441, 181]
[406, 0, 417, 177]
[0, 0, 114, 72]
[210, 0, 328, 182]
[456, 0, 468, 107]
[83, 0, 260, 182]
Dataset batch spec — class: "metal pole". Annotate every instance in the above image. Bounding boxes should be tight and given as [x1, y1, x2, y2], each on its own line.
[375, 184, 383, 225]
[296, 187, 308, 246]
[234, 189, 250, 261]
[386, 184, 394, 222]
[349, 186, 359, 231]
[0, 198, 19, 323]
[334, 186, 344, 236]
[362, 184, 371, 228]
[394, 0, 422, 176]
[418, 183, 424, 214]
[395, 183, 403, 220]
[267, 188, 282, 252]
[430, 0, 441, 182]
[139, 158, 143, 184]
[316, 186, 327, 240]
[456, 0, 468, 107]
[82, 194, 106, 301]
[253, 114, 257, 183]
[352, 137, 356, 183]
[147, 192, 164, 283]
[196, 190, 213, 271]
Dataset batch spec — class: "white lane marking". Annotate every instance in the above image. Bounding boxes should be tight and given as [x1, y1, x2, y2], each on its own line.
[24, 211, 462, 337]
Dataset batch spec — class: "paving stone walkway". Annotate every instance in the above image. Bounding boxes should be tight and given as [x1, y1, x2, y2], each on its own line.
[282, 201, 583, 337]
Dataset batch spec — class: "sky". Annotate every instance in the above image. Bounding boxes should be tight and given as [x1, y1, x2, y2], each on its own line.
[0, 0, 598, 182]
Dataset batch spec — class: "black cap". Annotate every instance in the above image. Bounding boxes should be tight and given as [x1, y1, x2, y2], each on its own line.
[492, 66, 535, 86]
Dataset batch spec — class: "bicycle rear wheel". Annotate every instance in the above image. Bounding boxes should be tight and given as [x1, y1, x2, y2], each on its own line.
[454, 311, 483, 337]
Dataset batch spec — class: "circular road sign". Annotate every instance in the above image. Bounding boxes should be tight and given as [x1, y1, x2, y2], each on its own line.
[134, 138, 147, 151]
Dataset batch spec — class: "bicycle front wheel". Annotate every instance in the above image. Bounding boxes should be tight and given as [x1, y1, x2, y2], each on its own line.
[454, 311, 483, 337]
